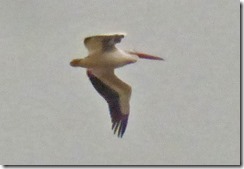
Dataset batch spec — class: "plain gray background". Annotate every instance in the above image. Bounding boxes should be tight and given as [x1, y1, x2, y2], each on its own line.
[0, 0, 240, 165]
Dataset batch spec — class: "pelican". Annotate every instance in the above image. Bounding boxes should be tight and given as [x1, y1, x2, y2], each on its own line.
[70, 33, 163, 137]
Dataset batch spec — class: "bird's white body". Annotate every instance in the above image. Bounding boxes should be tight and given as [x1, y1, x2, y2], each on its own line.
[70, 33, 163, 137]
[79, 48, 138, 69]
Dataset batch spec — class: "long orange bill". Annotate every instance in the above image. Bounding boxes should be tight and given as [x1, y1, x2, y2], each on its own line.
[128, 51, 164, 61]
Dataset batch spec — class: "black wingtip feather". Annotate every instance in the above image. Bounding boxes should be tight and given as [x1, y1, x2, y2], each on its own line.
[87, 70, 129, 138]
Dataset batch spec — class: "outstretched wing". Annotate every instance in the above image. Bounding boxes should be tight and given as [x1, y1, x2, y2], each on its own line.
[84, 33, 125, 53]
[87, 69, 131, 137]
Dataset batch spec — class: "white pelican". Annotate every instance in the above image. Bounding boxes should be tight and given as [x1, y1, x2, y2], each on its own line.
[70, 33, 163, 137]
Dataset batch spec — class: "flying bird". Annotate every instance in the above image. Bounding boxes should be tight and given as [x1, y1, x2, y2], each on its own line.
[70, 33, 163, 137]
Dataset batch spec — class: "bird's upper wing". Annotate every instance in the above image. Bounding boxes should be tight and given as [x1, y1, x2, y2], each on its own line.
[87, 68, 131, 137]
[84, 33, 125, 53]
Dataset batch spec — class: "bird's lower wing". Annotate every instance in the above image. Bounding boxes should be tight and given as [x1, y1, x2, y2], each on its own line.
[87, 69, 131, 137]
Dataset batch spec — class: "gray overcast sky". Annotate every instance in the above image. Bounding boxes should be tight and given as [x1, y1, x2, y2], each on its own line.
[0, 0, 240, 165]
